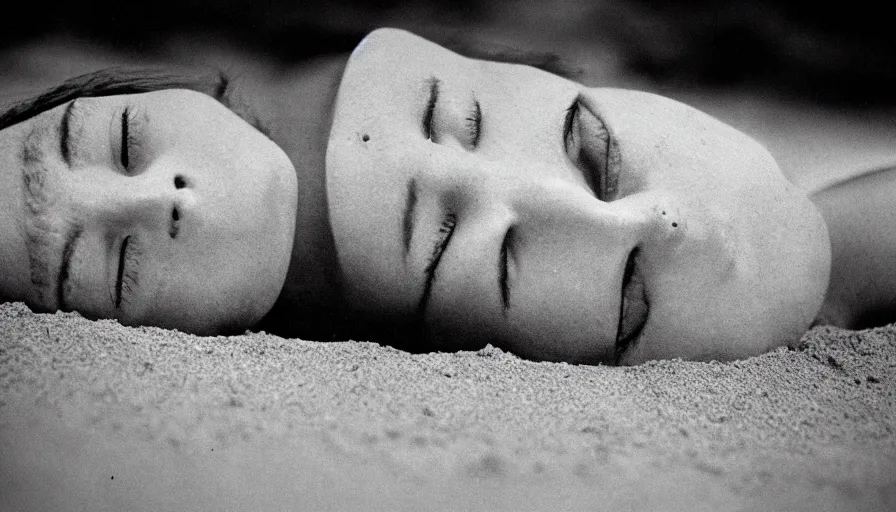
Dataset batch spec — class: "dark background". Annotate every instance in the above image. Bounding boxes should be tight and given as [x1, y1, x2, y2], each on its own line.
[2, 0, 894, 106]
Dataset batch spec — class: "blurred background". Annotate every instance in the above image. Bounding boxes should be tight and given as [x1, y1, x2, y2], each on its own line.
[2, 0, 894, 189]
[3, 0, 894, 104]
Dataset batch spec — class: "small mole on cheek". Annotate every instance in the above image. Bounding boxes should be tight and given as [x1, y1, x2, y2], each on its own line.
[672, 222, 678, 228]
[661, 211, 666, 216]
[362, 134, 370, 142]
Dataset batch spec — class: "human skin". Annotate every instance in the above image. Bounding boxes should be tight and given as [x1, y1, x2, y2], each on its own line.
[813, 167, 896, 329]
[325, 28, 831, 365]
[0, 89, 297, 334]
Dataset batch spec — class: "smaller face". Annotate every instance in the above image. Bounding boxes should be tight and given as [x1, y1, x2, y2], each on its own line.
[326, 29, 830, 364]
[0, 89, 297, 334]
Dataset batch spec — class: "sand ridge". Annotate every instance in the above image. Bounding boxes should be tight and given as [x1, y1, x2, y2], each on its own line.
[0, 302, 894, 510]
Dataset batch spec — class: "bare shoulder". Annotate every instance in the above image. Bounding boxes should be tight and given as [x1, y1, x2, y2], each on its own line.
[812, 164, 896, 328]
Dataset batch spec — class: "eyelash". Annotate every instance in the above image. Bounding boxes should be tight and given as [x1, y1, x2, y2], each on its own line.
[499, 226, 512, 312]
[120, 107, 136, 172]
[114, 235, 140, 309]
[423, 82, 438, 141]
[423, 85, 482, 148]
[465, 100, 482, 148]
[419, 213, 457, 316]
[426, 214, 456, 281]
[615, 247, 638, 359]
[563, 98, 580, 150]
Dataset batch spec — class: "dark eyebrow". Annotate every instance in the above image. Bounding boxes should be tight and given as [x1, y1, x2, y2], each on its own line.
[57, 225, 82, 311]
[59, 100, 75, 166]
[422, 77, 439, 139]
[402, 177, 418, 259]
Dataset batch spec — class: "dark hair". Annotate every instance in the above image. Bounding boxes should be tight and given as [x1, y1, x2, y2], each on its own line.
[0, 67, 267, 134]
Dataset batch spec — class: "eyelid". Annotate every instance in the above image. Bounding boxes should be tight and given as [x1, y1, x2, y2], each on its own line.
[58, 226, 83, 312]
[114, 235, 130, 309]
[59, 100, 76, 166]
[114, 235, 141, 309]
[563, 96, 581, 149]
[465, 100, 482, 149]
[117, 105, 145, 174]
[423, 77, 439, 140]
[120, 107, 130, 169]
[499, 226, 513, 313]
[417, 213, 456, 322]
[59, 99, 91, 168]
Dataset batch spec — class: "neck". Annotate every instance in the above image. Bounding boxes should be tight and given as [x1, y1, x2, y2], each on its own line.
[812, 164, 896, 328]
[251, 56, 351, 339]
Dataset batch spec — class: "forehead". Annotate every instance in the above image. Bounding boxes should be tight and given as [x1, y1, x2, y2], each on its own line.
[123, 89, 281, 176]
[63, 89, 246, 154]
[346, 29, 467, 83]
[129, 89, 237, 130]
[335, 29, 577, 134]
[347, 30, 572, 95]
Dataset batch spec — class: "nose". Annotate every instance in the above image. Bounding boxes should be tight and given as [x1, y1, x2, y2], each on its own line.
[511, 178, 641, 245]
[77, 171, 191, 237]
[430, 158, 662, 250]
[495, 167, 686, 254]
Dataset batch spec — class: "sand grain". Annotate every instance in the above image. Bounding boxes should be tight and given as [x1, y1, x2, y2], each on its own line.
[1, 302, 894, 510]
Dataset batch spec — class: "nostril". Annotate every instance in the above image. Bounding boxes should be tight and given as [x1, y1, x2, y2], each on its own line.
[169, 207, 180, 239]
[174, 175, 187, 189]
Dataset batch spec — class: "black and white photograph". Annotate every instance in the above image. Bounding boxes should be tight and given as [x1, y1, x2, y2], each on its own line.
[1, 1, 894, 510]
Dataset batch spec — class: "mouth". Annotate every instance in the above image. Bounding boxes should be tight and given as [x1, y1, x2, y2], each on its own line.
[614, 246, 649, 364]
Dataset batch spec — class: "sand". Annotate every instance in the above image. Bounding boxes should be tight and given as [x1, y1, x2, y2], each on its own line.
[1, 302, 893, 511]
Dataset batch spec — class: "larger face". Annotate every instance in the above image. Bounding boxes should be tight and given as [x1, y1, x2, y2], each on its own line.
[0, 89, 297, 334]
[327, 28, 831, 365]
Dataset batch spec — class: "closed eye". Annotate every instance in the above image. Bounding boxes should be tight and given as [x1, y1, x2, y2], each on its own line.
[418, 213, 456, 321]
[465, 100, 482, 149]
[114, 236, 130, 309]
[120, 107, 130, 170]
[499, 226, 513, 313]
[422, 77, 440, 140]
[563, 97, 580, 149]
[59, 100, 76, 166]
[114, 235, 141, 309]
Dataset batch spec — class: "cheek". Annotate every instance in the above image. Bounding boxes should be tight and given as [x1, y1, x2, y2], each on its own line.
[329, 141, 385, 227]
[326, 136, 409, 296]
[0, 159, 28, 299]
